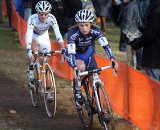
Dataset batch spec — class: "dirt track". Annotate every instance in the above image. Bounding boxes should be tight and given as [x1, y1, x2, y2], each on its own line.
[0, 23, 138, 130]
[0, 71, 139, 130]
[0, 73, 88, 130]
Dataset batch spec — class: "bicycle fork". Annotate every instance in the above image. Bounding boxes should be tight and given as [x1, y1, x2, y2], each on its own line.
[93, 85, 109, 130]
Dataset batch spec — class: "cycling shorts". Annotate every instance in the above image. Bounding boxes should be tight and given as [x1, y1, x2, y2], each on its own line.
[32, 31, 51, 52]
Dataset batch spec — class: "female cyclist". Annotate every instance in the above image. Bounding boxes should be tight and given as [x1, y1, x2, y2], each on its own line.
[65, 9, 118, 107]
[25, 1, 64, 101]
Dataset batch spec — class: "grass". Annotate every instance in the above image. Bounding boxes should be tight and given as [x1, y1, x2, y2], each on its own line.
[95, 23, 126, 61]
[0, 29, 22, 51]
[0, 28, 27, 84]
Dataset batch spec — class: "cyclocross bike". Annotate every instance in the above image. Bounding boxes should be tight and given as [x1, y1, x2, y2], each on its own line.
[73, 64, 117, 130]
[28, 49, 65, 118]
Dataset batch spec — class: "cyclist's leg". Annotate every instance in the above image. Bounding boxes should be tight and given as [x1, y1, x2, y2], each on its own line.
[74, 59, 85, 106]
[35, 32, 53, 100]
[74, 47, 97, 106]
[28, 39, 40, 82]
[85, 49, 98, 87]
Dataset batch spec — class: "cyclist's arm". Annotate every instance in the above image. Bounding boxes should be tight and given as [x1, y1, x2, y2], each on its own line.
[66, 43, 77, 68]
[25, 16, 34, 50]
[66, 30, 77, 68]
[98, 36, 115, 60]
[50, 14, 64, 46]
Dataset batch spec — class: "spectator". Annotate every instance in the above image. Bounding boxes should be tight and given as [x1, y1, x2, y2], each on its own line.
[6, 0, 12, 27]
[61, 0, 95, 36]
[130, 0, 160, 81]
[23, 0, 32, 20]
[112, 0, 123, 26]
[49, 0, 64, 35]
[91, 0, 112, 33]
[121, 0, 149, 70]
[15, 0, 24, 18]
[112, 0, 130, 52]
[0, 0, 2, 23]
[61, 0, 82, 36]
[32, 0, 40, 14]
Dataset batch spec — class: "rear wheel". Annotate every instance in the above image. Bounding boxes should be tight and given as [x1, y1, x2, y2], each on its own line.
[43, 65, 56, 118]
[95, 82, 115, 130]
[29, 64, 40, 107]
[74, 79, 93, 130]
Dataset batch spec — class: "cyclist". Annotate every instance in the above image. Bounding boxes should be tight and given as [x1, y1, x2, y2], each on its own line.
[25, 1, 64, 101]
[65, 9, 118, 107]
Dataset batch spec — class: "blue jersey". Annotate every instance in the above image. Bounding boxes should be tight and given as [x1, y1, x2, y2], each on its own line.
[66, 25, 115, 68]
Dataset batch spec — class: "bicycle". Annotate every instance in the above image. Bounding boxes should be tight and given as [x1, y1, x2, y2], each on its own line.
[73, 64, 117, 130]
[28, 49, 65, 118]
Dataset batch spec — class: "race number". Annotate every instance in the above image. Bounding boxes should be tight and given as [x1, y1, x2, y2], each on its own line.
[67, 44, 76, 54]
[98, 37, 108, 46]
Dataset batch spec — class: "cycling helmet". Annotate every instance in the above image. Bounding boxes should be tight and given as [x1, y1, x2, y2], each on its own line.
[75, 9, 95, 22]
[35, 1, 52, 13]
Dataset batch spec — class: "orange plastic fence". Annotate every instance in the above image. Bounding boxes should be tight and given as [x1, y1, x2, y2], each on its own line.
[2, 0, 7, 16]
[7, 2, 160, 130]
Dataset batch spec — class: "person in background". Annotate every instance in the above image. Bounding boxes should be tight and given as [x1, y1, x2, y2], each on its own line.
[0, 0, 3, 23]
[121, 0, 149, 70]
[61, 0, 82, 36]
[65, 9, 118, 106]
[6, 0, 12, 27]
[111, 0, 130, 52]
[111, 0, 123, 26]
[49, 0, 64, 36]
[32, 0, 40, 14]
[130, 0, 160, 81]
[91, 0, 112, 34]
[15, 0, 24, 18]
[25, 1, 65, 101]
[23, 0, 32, 20]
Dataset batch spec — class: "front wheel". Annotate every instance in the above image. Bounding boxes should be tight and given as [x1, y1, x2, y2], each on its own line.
[43, 65, 56, 118]
[73, 79, 93, 130]
[29, 64, 40, 107]
[95, 82, 115, 130]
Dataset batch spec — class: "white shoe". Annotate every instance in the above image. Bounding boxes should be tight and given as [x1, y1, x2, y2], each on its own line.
[47, 90, 53, 103]
[27, 70, 34, 81]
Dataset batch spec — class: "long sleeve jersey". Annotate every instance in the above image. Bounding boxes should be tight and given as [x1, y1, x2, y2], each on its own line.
[66, 26, 115, 68]
[25, 13, 63, 49]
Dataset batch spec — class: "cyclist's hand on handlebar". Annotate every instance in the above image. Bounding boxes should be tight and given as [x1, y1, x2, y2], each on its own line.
[110, 59, 118, 71]
[61, 48, 66, 54]
[74, 67, 80, 78]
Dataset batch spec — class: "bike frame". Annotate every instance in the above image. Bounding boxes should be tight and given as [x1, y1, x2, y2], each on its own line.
[75, 65, 116, 130]
[28, 50, 64, 117]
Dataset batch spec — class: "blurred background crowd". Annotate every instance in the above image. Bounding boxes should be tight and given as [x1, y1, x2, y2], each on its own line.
[0, 0, 160, 81]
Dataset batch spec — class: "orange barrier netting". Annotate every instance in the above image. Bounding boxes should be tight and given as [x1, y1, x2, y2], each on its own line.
[4, 2, 160, 130]
[2, 0, 7, 16]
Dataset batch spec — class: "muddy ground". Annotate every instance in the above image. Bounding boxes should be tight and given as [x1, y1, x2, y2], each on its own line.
[0, 23, 139, 130]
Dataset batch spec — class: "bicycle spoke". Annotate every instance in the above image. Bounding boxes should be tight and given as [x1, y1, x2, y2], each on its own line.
[43, 65, 56, 118]
[29, 64, 40, 107]
[96, 83, 115, 130]
[74, 80, 93, 130]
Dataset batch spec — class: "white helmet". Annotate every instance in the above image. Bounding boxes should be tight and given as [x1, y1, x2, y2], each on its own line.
[35, 1, 52, 13]
[75, 9, 95, 23]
